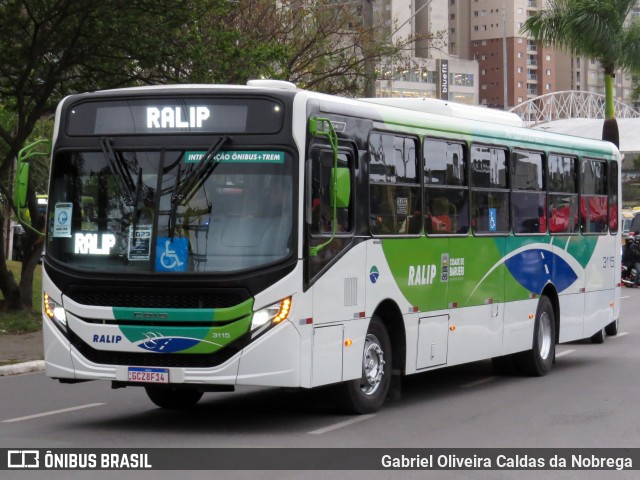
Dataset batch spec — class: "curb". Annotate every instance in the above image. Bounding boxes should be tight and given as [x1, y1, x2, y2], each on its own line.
[0, 360, 45, 377]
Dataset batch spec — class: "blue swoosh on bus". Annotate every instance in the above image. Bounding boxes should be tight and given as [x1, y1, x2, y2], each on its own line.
[505, 248, 578, 294]
[135, 337, 220, 353]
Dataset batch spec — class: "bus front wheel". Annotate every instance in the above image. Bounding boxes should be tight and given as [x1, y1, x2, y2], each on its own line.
[340, 316, 392, 414]
[515, 296, 555, 376]
[145, 385, 203, 409]
[590, 327, 606, 344]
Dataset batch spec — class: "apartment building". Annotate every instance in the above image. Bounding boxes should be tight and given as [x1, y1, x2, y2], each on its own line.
[374, 0, 638, 107]
[373, 0, 479, 104]
[448, 0, 556, 109]
[448, 0, 639, 108]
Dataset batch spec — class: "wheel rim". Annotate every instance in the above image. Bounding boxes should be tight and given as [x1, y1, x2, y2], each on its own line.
[361, 333, 385, 396]
[538, 311, 552, 360]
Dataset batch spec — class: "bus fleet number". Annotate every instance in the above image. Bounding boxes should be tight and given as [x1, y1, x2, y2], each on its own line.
[603, 256, 615, 268]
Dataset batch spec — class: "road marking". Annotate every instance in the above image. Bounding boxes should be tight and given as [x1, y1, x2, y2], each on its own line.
[610, 332, 629, 338]
[621, 296, 630, 299]
[460, 376, 497, 389]
[2, 403, 105, 423]
[309, 414, 376, 434]
[555, 349, 575, 358]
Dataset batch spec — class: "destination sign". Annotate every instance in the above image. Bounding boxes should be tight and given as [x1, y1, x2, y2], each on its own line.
[66, 98, 284, 135]
[184, 150, 285, 164]
[147, 106, 210, 129]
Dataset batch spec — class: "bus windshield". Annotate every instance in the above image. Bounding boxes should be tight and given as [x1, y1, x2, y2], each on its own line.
[46, 149, 293, 273]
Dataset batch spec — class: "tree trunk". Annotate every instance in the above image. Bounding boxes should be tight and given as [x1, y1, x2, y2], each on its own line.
[0, 209, 22, 311]
[602, 73, 620, 148]
[19, 233, 43, 310]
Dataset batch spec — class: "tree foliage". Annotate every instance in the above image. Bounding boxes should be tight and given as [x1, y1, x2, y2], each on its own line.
[0, 0, 415, 313]
[522, 0, 640, 146]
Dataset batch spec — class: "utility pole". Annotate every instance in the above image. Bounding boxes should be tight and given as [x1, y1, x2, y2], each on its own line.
[363, 0, 376, 97]
[502, 0, 508, 110]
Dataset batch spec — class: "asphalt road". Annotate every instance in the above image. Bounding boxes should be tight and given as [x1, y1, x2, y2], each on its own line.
[2, 289, 640, 480]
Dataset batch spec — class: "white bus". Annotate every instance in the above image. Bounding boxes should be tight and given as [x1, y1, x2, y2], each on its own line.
[41, 81, 620, 413]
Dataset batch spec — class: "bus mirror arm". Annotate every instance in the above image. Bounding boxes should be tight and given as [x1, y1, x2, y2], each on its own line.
[14, 139, 50, 237]
[308, 117, 340, 257]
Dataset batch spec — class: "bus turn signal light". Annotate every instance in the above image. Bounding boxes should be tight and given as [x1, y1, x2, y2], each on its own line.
[272, 297, 291, 324]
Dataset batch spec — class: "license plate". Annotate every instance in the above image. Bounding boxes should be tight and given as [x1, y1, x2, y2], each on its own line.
[128, 367, 169, 384]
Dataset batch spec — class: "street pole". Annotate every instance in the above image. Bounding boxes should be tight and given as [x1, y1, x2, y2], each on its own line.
[503, 0, 508, 110]
[363, 0, 376, 97]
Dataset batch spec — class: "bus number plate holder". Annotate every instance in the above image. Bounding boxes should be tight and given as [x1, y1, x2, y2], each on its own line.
[128, 367, 170, 384]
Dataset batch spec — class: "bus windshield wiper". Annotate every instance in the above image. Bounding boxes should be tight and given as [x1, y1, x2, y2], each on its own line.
[131, 166, 144, 230]
[101, 137, 136, 206]
[168, 135, 229, 239]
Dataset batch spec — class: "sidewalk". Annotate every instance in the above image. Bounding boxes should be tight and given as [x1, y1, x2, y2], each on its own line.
[0, 330, 45, 375]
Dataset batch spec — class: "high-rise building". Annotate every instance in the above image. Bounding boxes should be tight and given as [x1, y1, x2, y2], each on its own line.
[375, 0, 638, 108]
[448, 0, 556, 109]
[373, 0, 479, 104]
[448, 0, 639, 109]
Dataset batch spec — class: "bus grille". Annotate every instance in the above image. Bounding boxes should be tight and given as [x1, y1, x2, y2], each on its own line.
[64, 286, 250, 309]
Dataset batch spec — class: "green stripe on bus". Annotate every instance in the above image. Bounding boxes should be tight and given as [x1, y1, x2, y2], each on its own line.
[119, 315, 252, 354]
[113, 298, 254, 322]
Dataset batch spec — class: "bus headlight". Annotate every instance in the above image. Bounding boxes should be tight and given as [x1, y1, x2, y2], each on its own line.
[44, 293, 67, 332]
[251, 297, 292, 337]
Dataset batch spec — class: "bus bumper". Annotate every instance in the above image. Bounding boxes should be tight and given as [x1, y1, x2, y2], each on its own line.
[44, 315, 301, 388]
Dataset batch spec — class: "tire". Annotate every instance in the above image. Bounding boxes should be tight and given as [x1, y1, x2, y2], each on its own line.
[492, 354, 516, 375]
[145, 386, 203, 409]
[590, 327, 605, 344]
[340, 316, 392, 414]
[605, 318, 619, 336]
[514, 296, 555, 376]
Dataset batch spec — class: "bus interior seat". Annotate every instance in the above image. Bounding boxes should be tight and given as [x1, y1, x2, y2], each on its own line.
[429, 197, 454, 233]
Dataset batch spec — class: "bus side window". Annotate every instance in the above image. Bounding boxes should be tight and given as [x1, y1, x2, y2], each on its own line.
[424, 138, 468, 236]
[548, 154, 579, 235]
[369, 133, 420, 235]
[470, 144, 509, 234]
[306, 145, 355, 281]
[581, 158, 608, 234]
[608, 159, 619, 233]
[512, 150, 545, 235]
[309, 149, 353, 235]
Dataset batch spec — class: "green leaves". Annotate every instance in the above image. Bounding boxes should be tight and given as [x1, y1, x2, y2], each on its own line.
[521, 0, 640, 137]
[522, 0, 640, 72]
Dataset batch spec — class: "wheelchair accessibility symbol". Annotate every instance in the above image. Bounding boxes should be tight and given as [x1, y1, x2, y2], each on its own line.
[488, 208, 497, 232]
[156, 237, 188, 272]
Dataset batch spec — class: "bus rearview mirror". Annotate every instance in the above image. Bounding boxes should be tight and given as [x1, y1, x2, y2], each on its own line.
[330, 167, 350, 208]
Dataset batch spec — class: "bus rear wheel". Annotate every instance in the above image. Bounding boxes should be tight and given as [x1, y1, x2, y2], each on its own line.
[515, 296, 555, 376]
[340, 316, 392, 414]
[145, 386, 203, 409]
[605, 318, 619, 336]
